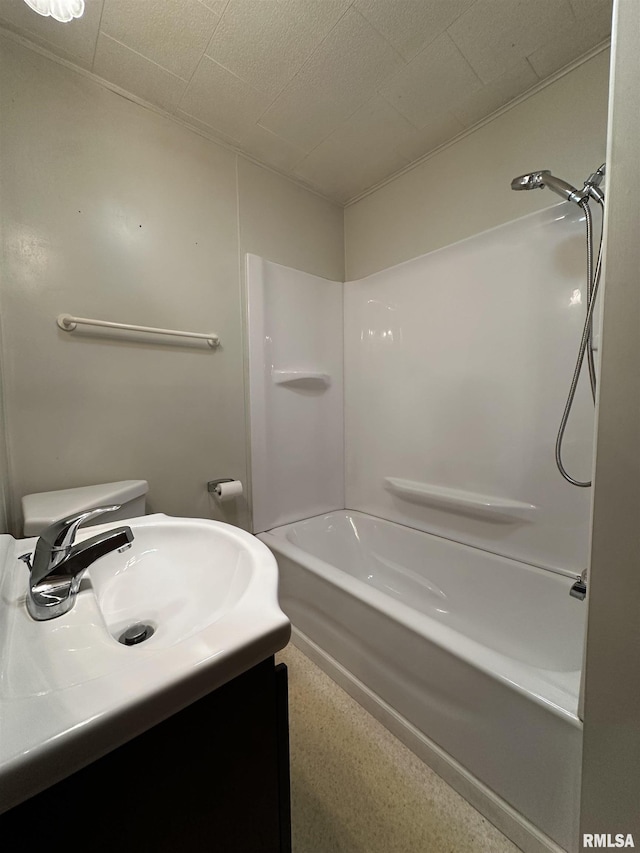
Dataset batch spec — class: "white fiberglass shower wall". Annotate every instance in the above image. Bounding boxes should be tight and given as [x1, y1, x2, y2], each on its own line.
[246, 254, 344, 534]
[247, 202, 596, 852]
[344, 202, 595, 575]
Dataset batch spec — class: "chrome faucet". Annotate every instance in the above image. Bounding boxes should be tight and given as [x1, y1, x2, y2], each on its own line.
[19, 505, 134, 621]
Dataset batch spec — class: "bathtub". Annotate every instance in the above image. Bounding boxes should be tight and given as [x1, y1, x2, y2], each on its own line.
[259, 510, 585, 852]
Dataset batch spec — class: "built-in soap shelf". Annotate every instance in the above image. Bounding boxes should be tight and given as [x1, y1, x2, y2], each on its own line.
[272, 370, 331, 388]
[383, 477, 536, 523]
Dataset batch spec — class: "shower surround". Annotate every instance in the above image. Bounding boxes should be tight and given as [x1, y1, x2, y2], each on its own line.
[247, 202, 595, 853]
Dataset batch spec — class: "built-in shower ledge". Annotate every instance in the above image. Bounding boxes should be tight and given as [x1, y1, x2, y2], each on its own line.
[272, 370, 331, 388]
[383, 477, 536, 523]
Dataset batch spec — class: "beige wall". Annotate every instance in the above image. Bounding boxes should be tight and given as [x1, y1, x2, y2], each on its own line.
[580, 0, 640, 843]
[344, 50, 610, 279]
[0, 317, 9, 533]
[0, 36, 343, 536]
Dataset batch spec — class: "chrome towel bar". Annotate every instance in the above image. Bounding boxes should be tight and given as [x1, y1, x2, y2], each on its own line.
[57, 314, 220, 348]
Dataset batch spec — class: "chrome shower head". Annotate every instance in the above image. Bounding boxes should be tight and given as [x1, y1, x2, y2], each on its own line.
[511, 169, 583, 204]
[511, 171, 545, 191]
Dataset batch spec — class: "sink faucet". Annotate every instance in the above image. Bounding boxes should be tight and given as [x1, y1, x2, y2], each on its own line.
[19, 506, 134, 621]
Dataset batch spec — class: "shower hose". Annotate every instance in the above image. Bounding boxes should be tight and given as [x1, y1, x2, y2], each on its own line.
[555, 199, 604, 487]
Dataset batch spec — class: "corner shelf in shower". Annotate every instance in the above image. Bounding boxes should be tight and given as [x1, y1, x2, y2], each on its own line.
[383, 477, 536, 523]
[272, 370, 331, 388]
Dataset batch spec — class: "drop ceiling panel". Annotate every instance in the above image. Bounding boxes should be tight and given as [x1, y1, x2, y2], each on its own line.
[100, 0, 221, 80]
[297, 7, 405, 113]
[94, 33, 188, 112]
[0, 0, 613, 204]
[258, 72, 355, 152]
[199, 0, 229, 12]
[452, 59, 539, 127]
[380, 34, 484, 127]
[354, 0, 476, 60]
[396, 113, 466, 162]
[180, 54, 272, 140]
[527, 4, 613, 78]
[236, 123, 306, 173]
[447, 0, 576, 83]
[205, 0, 349, 97]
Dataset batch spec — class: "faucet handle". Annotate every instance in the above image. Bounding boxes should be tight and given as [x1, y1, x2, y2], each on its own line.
[46, 505, 121, 552]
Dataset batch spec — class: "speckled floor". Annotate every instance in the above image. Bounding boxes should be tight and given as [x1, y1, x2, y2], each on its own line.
[277, 642, 521, 853]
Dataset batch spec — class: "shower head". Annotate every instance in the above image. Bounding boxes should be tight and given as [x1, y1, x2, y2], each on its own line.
[511, 170, 583, 204]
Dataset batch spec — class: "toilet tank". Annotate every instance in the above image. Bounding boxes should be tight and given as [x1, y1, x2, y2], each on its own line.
[22, 480, 148, 537]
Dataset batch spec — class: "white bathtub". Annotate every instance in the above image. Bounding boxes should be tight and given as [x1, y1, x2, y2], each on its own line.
[259, 510, 585, 852]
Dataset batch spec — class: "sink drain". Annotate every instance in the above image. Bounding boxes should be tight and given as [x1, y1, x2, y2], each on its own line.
[119, 622, 154, 646]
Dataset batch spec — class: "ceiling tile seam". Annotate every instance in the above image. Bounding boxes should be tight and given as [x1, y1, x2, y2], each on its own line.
[97, 2, 226, 99]
[173, 54, 270, 127]
[343, 5, 415, 66]
[371, 29, 488, 124]
[198, 0, 229, 16]
[567, 0, 579, 23]
[250, 1, 408, 133]
[0, 27, 336, 208]
[354, 0, 482, 63]
[293, 89, 423, 172]
[523, 55, 542, 82]
[93, 32, 192, 85]
[208, 0, 360, 107]
[344, 37, 611, 208]
[89, 0, 106, 73]
[256, 93, 365, 166]
[440, 28, 494, 88]
[176, 7, 223, 97]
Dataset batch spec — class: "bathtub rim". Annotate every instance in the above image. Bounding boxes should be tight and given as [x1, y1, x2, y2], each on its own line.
[260, 510, 584, 727]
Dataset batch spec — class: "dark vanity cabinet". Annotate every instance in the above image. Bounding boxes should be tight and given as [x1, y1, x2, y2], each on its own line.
[1, 657, 291, 853]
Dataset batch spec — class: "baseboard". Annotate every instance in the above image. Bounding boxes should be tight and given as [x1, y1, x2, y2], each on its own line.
[291, 626, 568, 853]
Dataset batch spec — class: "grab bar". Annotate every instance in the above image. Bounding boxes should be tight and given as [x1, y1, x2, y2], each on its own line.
[57, 314, 220, 348]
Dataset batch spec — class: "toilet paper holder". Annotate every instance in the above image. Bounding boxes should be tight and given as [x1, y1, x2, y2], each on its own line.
[207, 478, 234, 494]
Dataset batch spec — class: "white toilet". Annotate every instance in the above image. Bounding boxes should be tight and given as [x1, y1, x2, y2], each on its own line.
[22, 480, 149, 537]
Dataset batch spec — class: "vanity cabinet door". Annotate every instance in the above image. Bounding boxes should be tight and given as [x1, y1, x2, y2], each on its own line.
[0, 657, 291, 853]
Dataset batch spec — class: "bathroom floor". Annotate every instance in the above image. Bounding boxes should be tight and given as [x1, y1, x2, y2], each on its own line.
[277, 643, 521, 853]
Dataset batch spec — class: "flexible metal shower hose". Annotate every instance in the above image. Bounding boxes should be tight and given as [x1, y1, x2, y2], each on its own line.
[554, 200, 604, 487]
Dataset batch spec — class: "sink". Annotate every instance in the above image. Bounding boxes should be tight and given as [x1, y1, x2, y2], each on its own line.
[0, 514, 291, 814]
[90, 518, 261, 650]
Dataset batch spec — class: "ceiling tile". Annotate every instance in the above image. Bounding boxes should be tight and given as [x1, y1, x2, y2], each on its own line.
[292, 101, 413, 200]
[205, 0, 348, 97]
[380, 33, 482, 128]
[396, 113, 466, 162]
[1, 0, 613, 204]
[0, 0, 103, 66]
[179, 55, 271, 141]
[199, 0, 229, 13]
[296, 146, 409, 204]
[257, 73, 354, 152]
[100, 0, 221, 80]
[236, 124, 306, 172]
[321, 96, 418, 158]
[453, 59, 539, 127]
[569, 0, 613, 17]
[297, 6, 406, 114]
[527, 7, 612, 78]
[447, 0, 575, 83]
[354, 0, 475, 61]
[93, 33, 187, 112]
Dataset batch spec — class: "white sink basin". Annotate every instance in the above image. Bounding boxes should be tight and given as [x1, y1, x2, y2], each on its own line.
[0, 514, 290, 814]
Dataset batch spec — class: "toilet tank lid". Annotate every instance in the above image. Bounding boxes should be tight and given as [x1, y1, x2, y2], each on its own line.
[22, 480, 149, 537]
